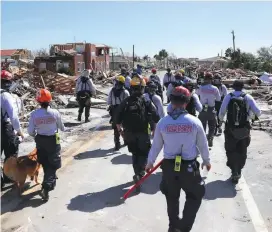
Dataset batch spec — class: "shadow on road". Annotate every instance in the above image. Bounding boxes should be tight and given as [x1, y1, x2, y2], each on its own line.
[89, 124, 112, 132]
[1, 186, 45, 215]
[64, 122, 82, 127]
[204, 178, 237, 200]
[111, 154, 131, 165]
[74, 148, 115, 160]
[67, 172, 162, 213]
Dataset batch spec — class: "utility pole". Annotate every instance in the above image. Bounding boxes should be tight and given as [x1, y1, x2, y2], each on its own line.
[231, 30, 236, 53]
[132, 45, 135, 69]
[111, 51, 114, 71]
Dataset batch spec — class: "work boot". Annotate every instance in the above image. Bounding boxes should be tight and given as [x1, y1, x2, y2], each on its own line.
[85, 118, 90, 123]
[133, 174, 141, 193]
[114, 142, 121, 151]
[208, 138, 213, 147]
[77, 115, 81, 121]
[231, 172, 240, 184]
[40, 188, 49, 201]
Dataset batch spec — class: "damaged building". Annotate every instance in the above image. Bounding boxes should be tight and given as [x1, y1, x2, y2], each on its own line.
[34, 42, 111, 75]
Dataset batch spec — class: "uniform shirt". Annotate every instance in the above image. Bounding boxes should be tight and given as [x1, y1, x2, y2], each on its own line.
[0, 89, 22, 133]
[143, 93, 165, 118]
[218, 91, 262, 121]
[28, 107, 65, 136]
[125, 76, 131, 89]
[163, 73, 175, 86]
[196, 84, 221, 107]
[167, 93, 203, 113]
[147, 112, 210, 166]
[75, 77, 97, 95]
[107, 88, 130, 106]
[217, 84, 228, 98]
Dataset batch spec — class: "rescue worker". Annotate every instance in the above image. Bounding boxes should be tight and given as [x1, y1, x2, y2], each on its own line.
[28, 89, 66, 201]
[146, 86, 211, 232]
[136, 64, 143, 75]
[167, 80, 202, 116]
[75, 69, 97, 123]
[149, 68, 163, 101]
[196, 72, 221, 147]
[115, 76, 159, 191]
[166, 71, 189, 101]
[213, 73, 228, 134]
[218, 80, 261, 183]
[163, 68, 175, 103]
[107, 75, 130, 151]
[1, 70, 24, 188]
[144, 80, 165, 119]
[121, 68, 131, 92]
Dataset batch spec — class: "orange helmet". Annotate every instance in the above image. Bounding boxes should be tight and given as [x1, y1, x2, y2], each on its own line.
[36, 89, 52, 103]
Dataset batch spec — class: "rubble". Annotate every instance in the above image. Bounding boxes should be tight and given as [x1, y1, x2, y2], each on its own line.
[3, 65, 112, 124]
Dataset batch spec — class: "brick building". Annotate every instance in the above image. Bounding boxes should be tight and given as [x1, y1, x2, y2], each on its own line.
[34, 42, 111, 75]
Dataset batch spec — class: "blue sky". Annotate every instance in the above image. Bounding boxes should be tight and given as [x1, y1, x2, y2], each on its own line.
[1, 1, 272, 59]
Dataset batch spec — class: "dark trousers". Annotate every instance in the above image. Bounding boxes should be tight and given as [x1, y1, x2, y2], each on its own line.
[35, 135, 61, 191]
[78, 97, 91, 119]
[160, 160, 205, 232]
[1, 123, 20, 183]
[111, 106, 121, 146]
[124, 131, 151, 176]
[224, 127, 251, 174]
[198, 108, 217, 140]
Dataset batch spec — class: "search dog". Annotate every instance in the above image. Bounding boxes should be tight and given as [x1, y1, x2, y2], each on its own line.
[3, 148, 41, 195]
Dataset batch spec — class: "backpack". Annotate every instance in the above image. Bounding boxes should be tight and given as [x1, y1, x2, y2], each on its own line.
[186, 96, 196, 116]
[77, 76, 91, 99]
[122, 96, 148, 132]
[227, 93, 248, 127]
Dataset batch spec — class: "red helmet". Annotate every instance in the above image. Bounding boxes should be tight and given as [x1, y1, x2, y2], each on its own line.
[1, 70, 13, 81]
[151, 68, 157, 74]
[36, 89, 52, 103]
[170, 86, 191, 104]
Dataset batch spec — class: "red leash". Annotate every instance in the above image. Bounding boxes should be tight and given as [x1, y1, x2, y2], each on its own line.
[122, 159, 163, 200]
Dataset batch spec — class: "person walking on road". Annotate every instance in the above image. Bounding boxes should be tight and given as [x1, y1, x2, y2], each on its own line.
[28, 89, 66, 201]
[149, 68, 163, 102]
[107, 75, 130, 151]
[213, 73, 228, 134]
[75, 69, 97, 123]
[218, 80, 261, 183]
[196, 72, 221, 147]
[146, 86, 211, 232]
[1, 70, 24, 188]
[163, 68, 175, 104]
[167, 80, 202, 116]
[144, 80, 165, 119]
[115, 76, 160, 191]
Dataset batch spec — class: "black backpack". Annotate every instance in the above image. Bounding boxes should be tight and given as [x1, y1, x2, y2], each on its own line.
[122, 96, 148, 132]
[227, 93, 248, 127]
[186, 97, 196, 116]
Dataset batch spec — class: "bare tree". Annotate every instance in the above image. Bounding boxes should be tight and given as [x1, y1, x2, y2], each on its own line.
[31, 48, 49, 58]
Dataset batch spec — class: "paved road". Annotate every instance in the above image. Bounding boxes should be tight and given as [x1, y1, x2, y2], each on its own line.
[1, 71, 272, 232]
